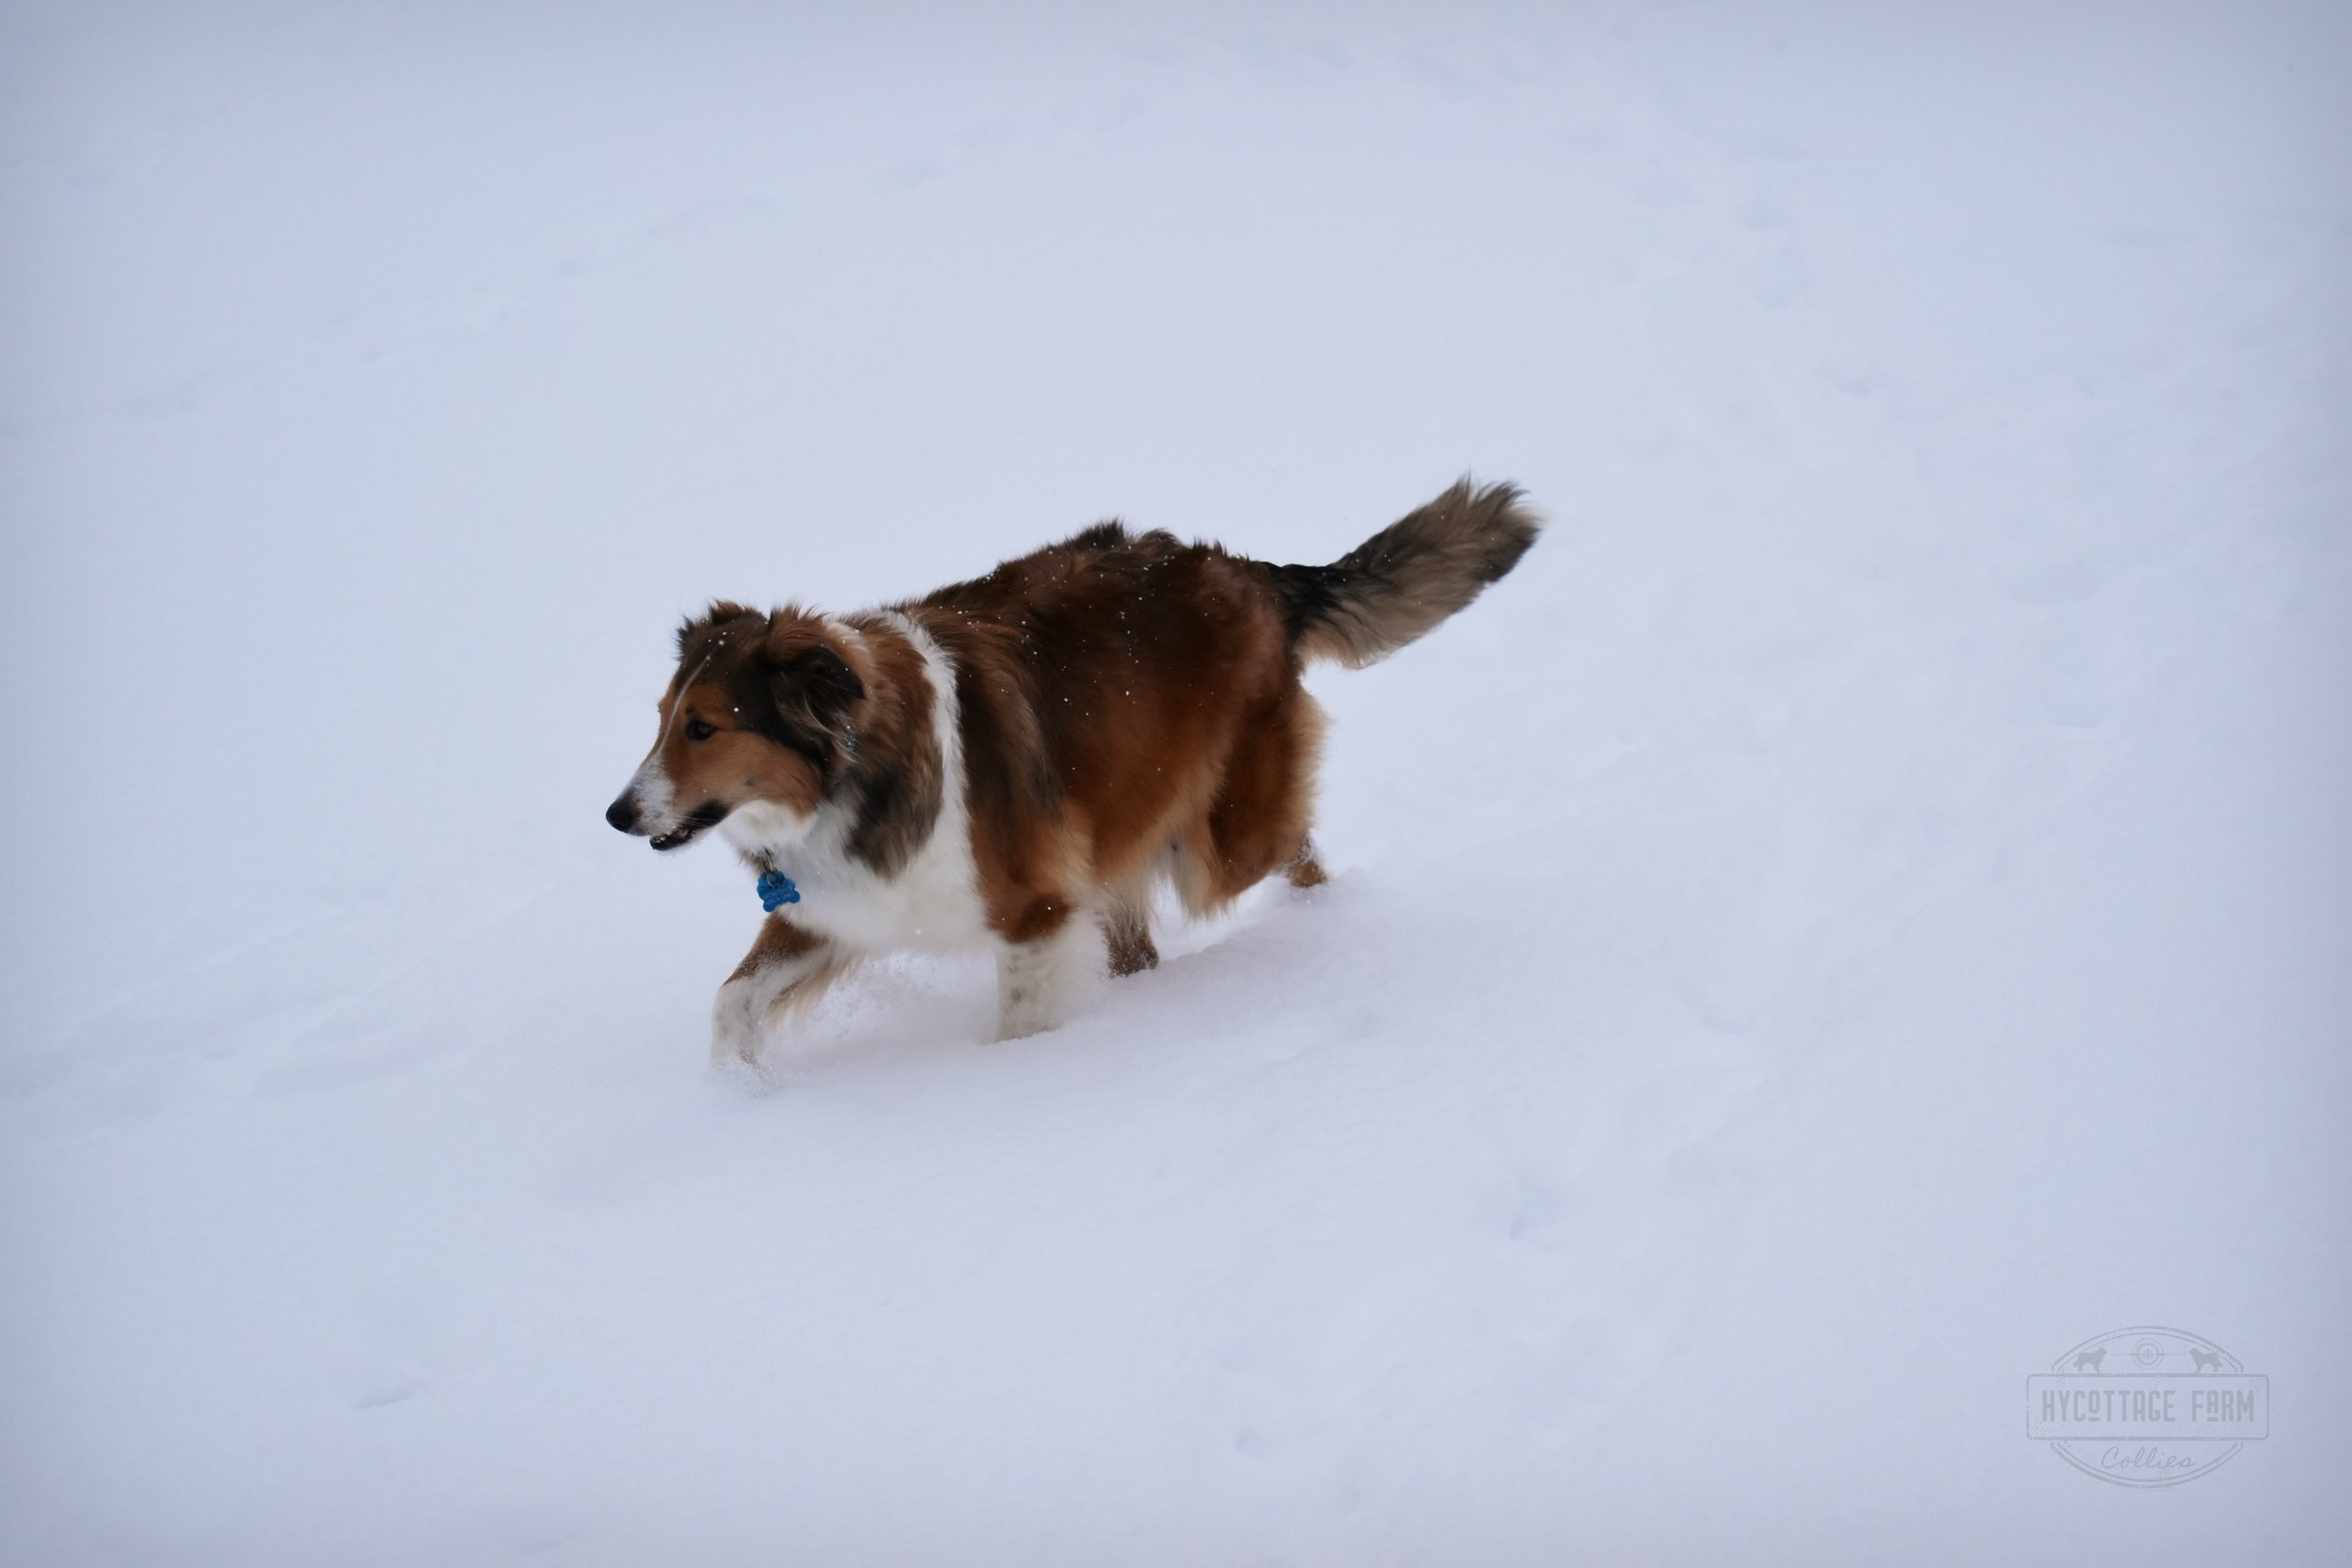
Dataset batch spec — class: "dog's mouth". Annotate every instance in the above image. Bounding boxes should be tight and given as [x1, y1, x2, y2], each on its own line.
[650, 800, 730, 851]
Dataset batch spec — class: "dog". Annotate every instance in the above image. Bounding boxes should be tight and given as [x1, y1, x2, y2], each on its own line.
[607, 479, 1542, 1065]
[2190, 1348, 2223, 1373]
[2074, 1348, 2108, 1372]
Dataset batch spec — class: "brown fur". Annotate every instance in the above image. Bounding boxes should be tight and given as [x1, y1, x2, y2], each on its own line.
[728, 913, 825, 980]
[649, 605, 828, 836]
[900, 523, 1321, 944]
[1102, 893, 1159, 977]
[616, 479, 1541, 1038]
[650, 606, 942, 870]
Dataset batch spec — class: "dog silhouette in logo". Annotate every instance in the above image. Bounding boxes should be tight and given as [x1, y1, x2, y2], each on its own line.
[2190, 1348, 2224, 1373]
[2074, 1348, 2108, 1372]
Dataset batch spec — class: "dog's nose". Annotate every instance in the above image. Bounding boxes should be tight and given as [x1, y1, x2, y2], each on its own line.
[605, 795, 640, 832]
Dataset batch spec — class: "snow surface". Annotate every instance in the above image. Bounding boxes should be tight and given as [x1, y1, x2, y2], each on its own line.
[4, 2, 2349, 1562]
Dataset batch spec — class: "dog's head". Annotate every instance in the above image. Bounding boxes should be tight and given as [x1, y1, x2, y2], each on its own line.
[605, 603, 865, 854]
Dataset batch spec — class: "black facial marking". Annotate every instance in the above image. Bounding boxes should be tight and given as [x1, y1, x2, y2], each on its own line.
[769, 644, 866, 729]
[721, 660, 841, 778]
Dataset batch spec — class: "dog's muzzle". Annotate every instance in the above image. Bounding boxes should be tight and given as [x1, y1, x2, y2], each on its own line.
[607, 787, 728, 850]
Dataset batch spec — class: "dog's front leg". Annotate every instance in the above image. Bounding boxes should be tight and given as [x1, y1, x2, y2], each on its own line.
[712, 915, 843, 1067]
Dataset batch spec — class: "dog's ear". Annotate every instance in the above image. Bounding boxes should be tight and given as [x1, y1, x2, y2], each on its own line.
[678, 600, 755, 659]
[762, 638, 865, 739]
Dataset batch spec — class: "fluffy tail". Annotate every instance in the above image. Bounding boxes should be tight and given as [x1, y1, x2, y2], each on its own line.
[1271, 479, 1544, 667]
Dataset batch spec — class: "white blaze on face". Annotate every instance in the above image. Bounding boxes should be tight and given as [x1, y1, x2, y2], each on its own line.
[625, 756, 677, 832]
[624, 652, 712, 834]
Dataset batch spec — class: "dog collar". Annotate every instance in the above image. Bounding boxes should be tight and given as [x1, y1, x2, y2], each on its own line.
[756, 869, 801, 912]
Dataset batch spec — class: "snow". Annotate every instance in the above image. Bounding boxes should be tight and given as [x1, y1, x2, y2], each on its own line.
[3, 1, 2349, 1561]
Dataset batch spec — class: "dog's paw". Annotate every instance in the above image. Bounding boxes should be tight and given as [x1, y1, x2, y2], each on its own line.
[709, 979, 768, 1069]
[994, 976, 1065, 1042]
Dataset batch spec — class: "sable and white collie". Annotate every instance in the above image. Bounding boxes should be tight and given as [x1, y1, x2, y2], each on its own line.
[607, 480, 1542, 1065]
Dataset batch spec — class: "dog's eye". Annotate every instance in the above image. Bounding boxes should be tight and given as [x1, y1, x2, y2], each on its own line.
[684, 717, 716, 741]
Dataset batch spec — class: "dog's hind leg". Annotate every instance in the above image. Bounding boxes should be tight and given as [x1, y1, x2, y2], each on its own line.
[1100, 884, 1158, 977]
[711, 915, 851, 1067]
[1176, 686, 1327, 916]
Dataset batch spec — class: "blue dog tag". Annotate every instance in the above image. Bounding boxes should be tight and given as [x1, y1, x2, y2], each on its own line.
[756, 870, 801, 912]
